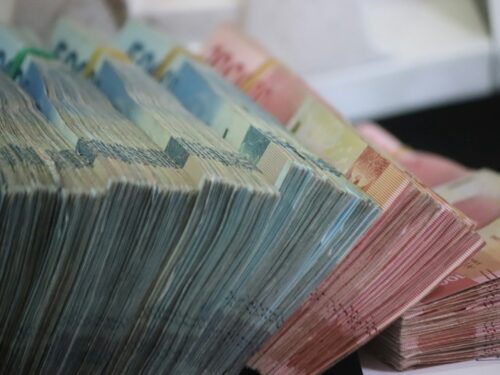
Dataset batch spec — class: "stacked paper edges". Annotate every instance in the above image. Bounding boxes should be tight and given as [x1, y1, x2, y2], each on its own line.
[0, 20, 488, 375]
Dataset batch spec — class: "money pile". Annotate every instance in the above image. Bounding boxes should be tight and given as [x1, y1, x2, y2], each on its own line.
[0, 18, 490, 375]
[0, 70, 114, 375]
[112, 21, 484, 374]
[0, 25, 210, 375]
[370, 169, 500, 369]
[48, 20, 381, 373]
[0, 22, 381, 375]
[0, 49, 199, 375]
[203, 26, 500, 372]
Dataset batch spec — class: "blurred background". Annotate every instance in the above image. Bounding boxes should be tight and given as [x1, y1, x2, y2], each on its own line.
[0, 0, 498, 165]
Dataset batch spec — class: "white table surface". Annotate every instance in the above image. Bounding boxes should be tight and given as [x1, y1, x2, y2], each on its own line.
[361, 351, 500, 375]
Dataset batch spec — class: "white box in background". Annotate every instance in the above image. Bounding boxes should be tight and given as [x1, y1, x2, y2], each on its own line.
[304, 0, 493, 121]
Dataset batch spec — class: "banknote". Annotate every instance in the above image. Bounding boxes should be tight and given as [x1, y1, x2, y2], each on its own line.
[203, 24, 327, 124]
[198, 25, 485, 375]
[416, 169, 500, 302]
[357, 123, 470, 186]
[203, 24, 270, 86]
[47, 19, 381, 375]
[0, 18, 488, 375]
[115, 19, 180, 73]
[114, 21, 484, 374]
[371, 169, 500, 370]
[110, 21, 389, 373]
[0, 44, 199, 374]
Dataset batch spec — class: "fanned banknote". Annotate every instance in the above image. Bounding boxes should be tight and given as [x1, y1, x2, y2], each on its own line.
[0, 64, 199, 375]
[0, 26, 214, 375]
[46, 19, 379, 375]
[59, 19, 383, 374]
[115, 19, 184, 74]
[116, 21, 483, 374]
[202, 24, 487, 374]
[371, 169, 500, 370]
[203, 24, 318, 125]
[2, 22, 292, 375]
[0, 18, 489, 375]
[249, 92, 483, 375]
[0, 71, 109, 375]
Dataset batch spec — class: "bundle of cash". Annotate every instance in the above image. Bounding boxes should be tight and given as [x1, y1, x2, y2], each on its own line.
[114, 21, 484, 374]
[249, 95, 484, 375]
[370, 169, 500, 369]
[49, 19, 381, 374]
[0, 19, 384, 375]
[0, 70, 112, 375]
[5, 24, 275, 375]
[1, 25, 220, 375]
[0, 16, 492, 375]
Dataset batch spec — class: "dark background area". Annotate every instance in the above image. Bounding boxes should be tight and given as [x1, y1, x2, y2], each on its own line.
[241, 94, 500, 375]
[379, 94, 500, 171]
[241, 351, 363, 375]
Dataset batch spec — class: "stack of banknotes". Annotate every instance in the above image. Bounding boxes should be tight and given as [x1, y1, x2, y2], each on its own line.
[0, 19, 490, 375]
[370, 169, 500, 369]
[201, 25, 500, 372]
[201, 25, 500, 371]
[1, 23, 379, 375]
